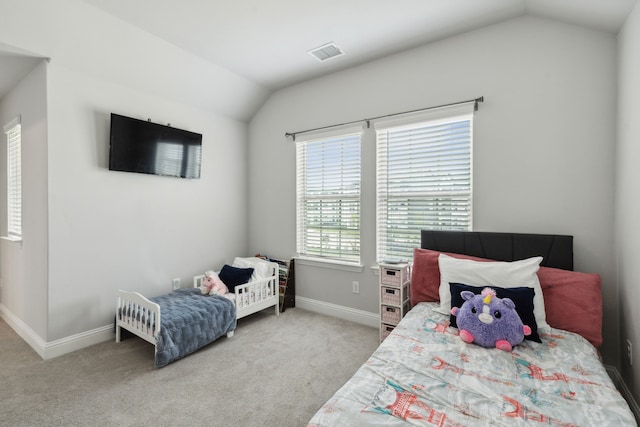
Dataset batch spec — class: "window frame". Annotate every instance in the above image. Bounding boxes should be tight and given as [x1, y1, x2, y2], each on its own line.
[295, 124, 363, 267]
[374, 102, 475, 263]
[4, 116, 22, 243]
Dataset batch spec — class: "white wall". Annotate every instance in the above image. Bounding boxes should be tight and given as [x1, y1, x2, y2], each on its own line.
[249, 16, 619, 364]
[0, 60, 48, 339]
[45, 62, 250, 341]
[0, 0, 255, 351]
[616, 0, 640, 403]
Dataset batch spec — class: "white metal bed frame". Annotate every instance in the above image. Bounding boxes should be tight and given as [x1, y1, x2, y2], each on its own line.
[115, 260, 280, 348]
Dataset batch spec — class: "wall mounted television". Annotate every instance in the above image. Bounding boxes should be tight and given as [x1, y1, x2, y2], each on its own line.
[108, 113, 202, 179]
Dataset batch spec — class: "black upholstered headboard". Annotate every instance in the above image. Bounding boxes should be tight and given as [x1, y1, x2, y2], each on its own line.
[420, 230, 573, 271]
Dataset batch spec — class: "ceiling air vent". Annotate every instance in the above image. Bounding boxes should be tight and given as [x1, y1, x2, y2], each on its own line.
[308, 42, 344, 62]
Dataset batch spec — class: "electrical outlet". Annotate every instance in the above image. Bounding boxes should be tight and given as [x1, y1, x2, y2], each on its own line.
[628, 339, 633, 366]
[352, 281, 360, 294]
[172, 278, 180, 290]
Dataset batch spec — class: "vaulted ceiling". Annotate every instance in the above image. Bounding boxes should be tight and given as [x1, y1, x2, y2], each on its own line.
[1, 0, 637, 115]
[79, 0, 637, 90]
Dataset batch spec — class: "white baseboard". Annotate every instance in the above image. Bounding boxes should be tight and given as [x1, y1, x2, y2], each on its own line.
[0, 303, 48, 358]
[0, 303, 114, 360]
[606, 365, 640, 423]
[295, 296, 379, 328]
[2, 297, 376, 359]
[43, 325, 114, 359]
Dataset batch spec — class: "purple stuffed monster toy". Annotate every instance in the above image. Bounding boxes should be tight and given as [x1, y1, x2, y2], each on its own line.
[451, 287, 531, 352]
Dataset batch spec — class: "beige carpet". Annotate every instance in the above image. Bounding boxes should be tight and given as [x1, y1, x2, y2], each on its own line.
[0, 308, 379, 427]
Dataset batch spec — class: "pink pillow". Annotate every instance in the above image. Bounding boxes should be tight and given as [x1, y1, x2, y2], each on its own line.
[410, 248, 487, 305]
[537, 266, 602, 348]
[410, 248, 603, 348]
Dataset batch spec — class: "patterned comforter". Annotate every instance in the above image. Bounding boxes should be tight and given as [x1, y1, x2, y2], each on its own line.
[150, 288, 236, 368]
[309, 302, 636, 426]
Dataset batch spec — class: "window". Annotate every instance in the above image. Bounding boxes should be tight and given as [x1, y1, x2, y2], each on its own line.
[375, 102, 474, 262]
[296, 126, 362, 264]
[4, 116, 21, 241]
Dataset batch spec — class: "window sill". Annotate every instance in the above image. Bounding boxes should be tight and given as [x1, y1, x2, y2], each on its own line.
[295, 256, 363, 273]
[1, 236, 22, 247]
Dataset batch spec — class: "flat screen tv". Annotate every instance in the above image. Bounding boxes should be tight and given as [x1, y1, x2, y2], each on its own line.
[108, 113, 202, 179]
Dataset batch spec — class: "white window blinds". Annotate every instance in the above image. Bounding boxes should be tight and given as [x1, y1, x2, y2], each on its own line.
[375, 102, 474, 262]
[296, 126, 362, 264]
[4, 117, 22, 239]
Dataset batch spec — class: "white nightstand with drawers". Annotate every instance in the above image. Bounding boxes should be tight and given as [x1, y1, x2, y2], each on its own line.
[379, 262, 411, 342]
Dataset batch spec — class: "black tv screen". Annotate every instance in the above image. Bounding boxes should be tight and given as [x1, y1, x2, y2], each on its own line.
[108, 113, 202, 179]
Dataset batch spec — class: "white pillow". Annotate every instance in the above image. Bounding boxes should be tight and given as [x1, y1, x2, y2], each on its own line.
[232, 257, 272, 280]
[437, 254, 549, 331]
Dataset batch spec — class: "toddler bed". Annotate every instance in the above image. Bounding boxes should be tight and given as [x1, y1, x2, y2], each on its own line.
[116, 257, 279, 368]
[308, 231, 637, 426]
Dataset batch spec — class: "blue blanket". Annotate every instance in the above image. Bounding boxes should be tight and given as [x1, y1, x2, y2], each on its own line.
[150, 288, 236, 368]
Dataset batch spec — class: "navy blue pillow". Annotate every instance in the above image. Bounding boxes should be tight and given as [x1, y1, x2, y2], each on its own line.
[449, 283, 541, 343]
[219, 265, 254, 292]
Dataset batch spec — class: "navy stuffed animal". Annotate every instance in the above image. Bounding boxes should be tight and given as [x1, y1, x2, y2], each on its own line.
[451, 287, 531, 351]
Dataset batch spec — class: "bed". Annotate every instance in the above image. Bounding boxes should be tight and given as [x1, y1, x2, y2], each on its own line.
[116, 257, 279, 368]
[308, 231, 637, 426]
